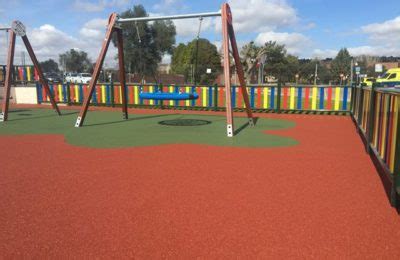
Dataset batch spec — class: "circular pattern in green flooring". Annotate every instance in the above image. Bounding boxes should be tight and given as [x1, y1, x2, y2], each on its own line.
[0, 109, 298, 148]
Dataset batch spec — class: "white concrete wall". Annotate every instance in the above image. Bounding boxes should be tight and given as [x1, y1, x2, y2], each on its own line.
[0, 86, 17, 104]
[15, 86, 38, 104]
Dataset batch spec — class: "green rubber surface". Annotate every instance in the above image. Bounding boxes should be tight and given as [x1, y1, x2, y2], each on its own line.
[0, 109, 298, 148]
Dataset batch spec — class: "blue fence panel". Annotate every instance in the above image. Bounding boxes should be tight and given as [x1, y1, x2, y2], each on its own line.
[319, 87, 324, 110]
[297, 87, 302, 110]
[270, 87, 275, 109]
[208, 86, 213, 108]
[250, 87, 255, 108]
[342, 87, 349, 110]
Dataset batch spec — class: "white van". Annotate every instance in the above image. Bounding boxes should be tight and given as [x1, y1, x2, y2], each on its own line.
[64, 72, 77, 83]
[65, 73, 92, 84]
[75, 73, 92, 84]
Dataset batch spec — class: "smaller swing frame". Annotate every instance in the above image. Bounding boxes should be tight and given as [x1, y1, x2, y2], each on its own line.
[74, 3, 254, 137]
[0, 21, 61, 122]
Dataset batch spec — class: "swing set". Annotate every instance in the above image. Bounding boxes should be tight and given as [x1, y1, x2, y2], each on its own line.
[0, 21, 60, 122]
[135, 14, 203, 101]
[75, 3, 255, 137]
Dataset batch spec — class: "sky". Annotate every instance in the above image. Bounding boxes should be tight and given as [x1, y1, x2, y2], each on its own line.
[0, 0, 399, 68]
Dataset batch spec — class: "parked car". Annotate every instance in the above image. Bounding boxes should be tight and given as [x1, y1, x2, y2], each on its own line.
[65, 72, 78, 83]
[64, 72, 92, 84]
[75, 73, 92, 84]
[65, 72, 92, 84]
[43, 72, 62, 83]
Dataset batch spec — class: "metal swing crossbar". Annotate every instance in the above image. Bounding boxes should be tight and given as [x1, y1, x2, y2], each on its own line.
[74, 3, 255, 137]
[117, 12, 221, 23]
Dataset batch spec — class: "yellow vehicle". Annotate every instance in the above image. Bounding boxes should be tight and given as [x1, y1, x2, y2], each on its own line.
[376, 68, 400, 87]
[361, 77, 374, 87]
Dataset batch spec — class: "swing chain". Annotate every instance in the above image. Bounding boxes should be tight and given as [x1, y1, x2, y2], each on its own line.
[193, 16, 203, 86]
[135, 21, 142, 43]
[197, 17, 203, 40]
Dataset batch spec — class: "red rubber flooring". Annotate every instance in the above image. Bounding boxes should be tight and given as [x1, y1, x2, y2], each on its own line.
[1, 109, 400, 258]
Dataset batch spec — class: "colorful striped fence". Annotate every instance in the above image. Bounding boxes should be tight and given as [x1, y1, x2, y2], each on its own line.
[37, 83, 352, 112]
[0, 65, 38, 82]
[280, 85, 349, 111]
[351, 84, 400, 207]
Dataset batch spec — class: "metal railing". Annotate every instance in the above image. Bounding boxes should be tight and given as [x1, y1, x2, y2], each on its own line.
[351, 84, 400, 207]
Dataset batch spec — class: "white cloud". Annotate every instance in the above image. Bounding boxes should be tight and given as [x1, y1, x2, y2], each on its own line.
[312, 49, 338, 59]
[255, 31, 311, 56]
[173, 17, 214, 37]
[227, 0, 298, 33]
[313, 16, 400, 58]
[153, 0, 299, 37]
[79, 18, 108, 39]
[0, 24, 80, 66]
[78, 18, 118, 68]
[29, 24, 80, 57]
[360, 16, 400, 55]
[348, 45, 400, 57]
[0, 21, 118, 68]
[73, 1, 104, 12]
[361, 16, 400, 42]
[153, 0, 187, 13]
[73, 0, 130, 12]
[301, 22, 316, 30]
[147, 11, 216, 41]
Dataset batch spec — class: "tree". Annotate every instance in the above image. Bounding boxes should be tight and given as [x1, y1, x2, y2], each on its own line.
[299, 59, 316, 83]
[241, 41, 292, 83]
[171, 43, 191, 80]
[115, 5, 176, 81]
[59, 49, 92, 73]
[317, 64, 332, 84]
[171, 39, 221, 84]
[298, 59, 332, 84]
[240, 41, 262, 83]
[262, 41, 291, 83]
[282, 55, 299, 83]
[331, 48, 352, 84]
[40, 59, 59, 73]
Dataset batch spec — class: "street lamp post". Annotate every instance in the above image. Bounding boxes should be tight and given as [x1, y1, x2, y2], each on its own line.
[314, 63, 318, 85]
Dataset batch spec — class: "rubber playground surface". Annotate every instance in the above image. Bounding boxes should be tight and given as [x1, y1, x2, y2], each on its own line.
[0, 108, 297, 148]
[1, 106, 400, 258]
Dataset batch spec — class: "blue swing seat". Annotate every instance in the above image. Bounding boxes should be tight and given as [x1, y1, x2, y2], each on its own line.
[139, 92, 199, 101]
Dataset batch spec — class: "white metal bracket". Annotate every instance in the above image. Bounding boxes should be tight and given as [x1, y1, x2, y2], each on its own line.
[11, 21, 26, 36]
[227, 124, 233, 137]
[75, 117, 82, 127]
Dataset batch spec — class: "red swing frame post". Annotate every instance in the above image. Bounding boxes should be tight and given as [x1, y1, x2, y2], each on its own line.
[1, 21, 60, 122]
[75, 13, 127, 127]
[74, 3, 255, 137]
[221, 3, 254, 136]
